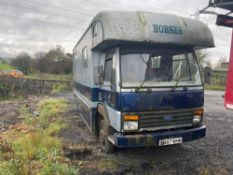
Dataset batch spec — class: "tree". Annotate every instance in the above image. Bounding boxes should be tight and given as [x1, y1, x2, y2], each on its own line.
[45, 46, 65, 74]
[10, 46, 72, 75]
[43, 46, 72, 74]
[215, 57, 228, 69]
[11, 52, 32, 74]
[33, 51, 50, 73]
[63, 53, 73, 74]
[195, 50, 210, 69]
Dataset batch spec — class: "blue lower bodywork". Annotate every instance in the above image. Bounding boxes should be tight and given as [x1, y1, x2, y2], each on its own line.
[74, 82, 206, 147]
[110, 125, 206, 148]
[75, 82, 204, 112]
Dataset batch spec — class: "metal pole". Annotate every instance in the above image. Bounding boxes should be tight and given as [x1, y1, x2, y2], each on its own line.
[225, 29, 233, 110]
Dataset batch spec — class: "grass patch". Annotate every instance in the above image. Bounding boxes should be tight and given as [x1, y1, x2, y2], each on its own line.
[25, 73, 72, 81]
[98, 156, 118, 172]
[0, 98, 79, 175]
[0, 95, 25, 102]
[0, 63, 14, 70]
[205, 84, 225, 91]
[52, 83, 72, 93]
[199, 167, 229, 175]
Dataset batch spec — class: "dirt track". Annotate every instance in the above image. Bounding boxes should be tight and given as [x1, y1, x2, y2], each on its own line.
[55, 90, 233, 175]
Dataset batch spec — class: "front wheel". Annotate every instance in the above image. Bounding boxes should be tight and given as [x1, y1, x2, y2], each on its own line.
[98, 119, 115, 154]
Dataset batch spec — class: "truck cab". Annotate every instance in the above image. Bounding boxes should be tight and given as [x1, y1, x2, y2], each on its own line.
[73, 11, 214, 153]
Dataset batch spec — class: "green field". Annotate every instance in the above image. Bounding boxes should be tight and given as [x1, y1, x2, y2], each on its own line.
[205, 84, 226, 91]
[0, 63, 14, 70]
[25, 73, 72, 81]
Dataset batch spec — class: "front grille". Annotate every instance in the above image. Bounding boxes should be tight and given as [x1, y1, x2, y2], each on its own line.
[139, 109, 194, 131]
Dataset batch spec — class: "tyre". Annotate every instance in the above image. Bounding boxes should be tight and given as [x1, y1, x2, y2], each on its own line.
[98, 118, 115, 154]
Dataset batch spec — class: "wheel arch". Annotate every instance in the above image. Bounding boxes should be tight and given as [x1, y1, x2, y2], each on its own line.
[93, 103, 111, 135]
[96, 103, 110, 123]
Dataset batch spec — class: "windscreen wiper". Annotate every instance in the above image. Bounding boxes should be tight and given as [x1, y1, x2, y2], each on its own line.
[172, 61, 182, 90]
[135, 54, 149, 92]
[172, 74, 182, 90]
[135, 80, 147, 92]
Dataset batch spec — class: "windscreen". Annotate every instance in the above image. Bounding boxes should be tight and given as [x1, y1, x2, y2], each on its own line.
[121, 52, 202, 88]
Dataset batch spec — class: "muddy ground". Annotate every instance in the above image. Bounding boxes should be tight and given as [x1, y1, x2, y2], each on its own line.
[55, 90, 233, 175]
[0, 96, 43, 132]
[1, 91, 233, 175]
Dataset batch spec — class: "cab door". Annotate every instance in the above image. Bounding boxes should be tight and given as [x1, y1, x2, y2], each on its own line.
[102, 51, 117, 108]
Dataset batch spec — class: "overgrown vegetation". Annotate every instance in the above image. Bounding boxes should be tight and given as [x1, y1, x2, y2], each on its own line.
[52, 83, 72, 93]
[0, 98, 79, 175]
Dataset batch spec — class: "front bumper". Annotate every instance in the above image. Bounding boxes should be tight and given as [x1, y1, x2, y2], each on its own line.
[108, 125, 206, 148]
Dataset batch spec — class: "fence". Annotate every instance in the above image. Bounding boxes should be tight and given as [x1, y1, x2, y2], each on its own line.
[204, 67, 227, 86]
[0, 77, 72, 99]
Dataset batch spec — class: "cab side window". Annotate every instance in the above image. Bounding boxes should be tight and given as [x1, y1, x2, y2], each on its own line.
[82, 47, 88, 68]
[104, 58, 113, 82]
[92, 22, 103, 47]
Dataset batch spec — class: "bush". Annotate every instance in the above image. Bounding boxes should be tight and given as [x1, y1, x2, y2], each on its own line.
[52, 83, 72, 93]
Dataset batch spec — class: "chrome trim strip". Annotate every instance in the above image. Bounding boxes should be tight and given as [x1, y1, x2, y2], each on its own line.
[139, 124, 193, 132]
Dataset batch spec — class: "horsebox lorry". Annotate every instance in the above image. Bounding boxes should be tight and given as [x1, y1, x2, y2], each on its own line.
[73, 11, 214, 153]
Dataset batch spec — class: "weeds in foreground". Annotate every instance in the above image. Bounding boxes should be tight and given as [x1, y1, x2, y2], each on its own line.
[0, 98, 78, 175]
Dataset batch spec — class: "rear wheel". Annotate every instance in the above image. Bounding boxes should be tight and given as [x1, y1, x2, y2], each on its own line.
[98, 118, 115, 154]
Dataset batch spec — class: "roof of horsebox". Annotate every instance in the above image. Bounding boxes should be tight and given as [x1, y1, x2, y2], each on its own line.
[74, 11, 215, 51]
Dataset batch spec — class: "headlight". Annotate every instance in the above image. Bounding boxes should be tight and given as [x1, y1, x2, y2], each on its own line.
[193, 115, 202, 124]
[123, 121, 138, 131]
[123, 115, 139, 131]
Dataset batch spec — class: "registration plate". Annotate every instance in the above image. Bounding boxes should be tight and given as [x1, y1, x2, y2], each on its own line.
[159, 137, 183, 146]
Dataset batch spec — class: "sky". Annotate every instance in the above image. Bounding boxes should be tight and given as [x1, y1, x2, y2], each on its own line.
[0, 0, 232, 65]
